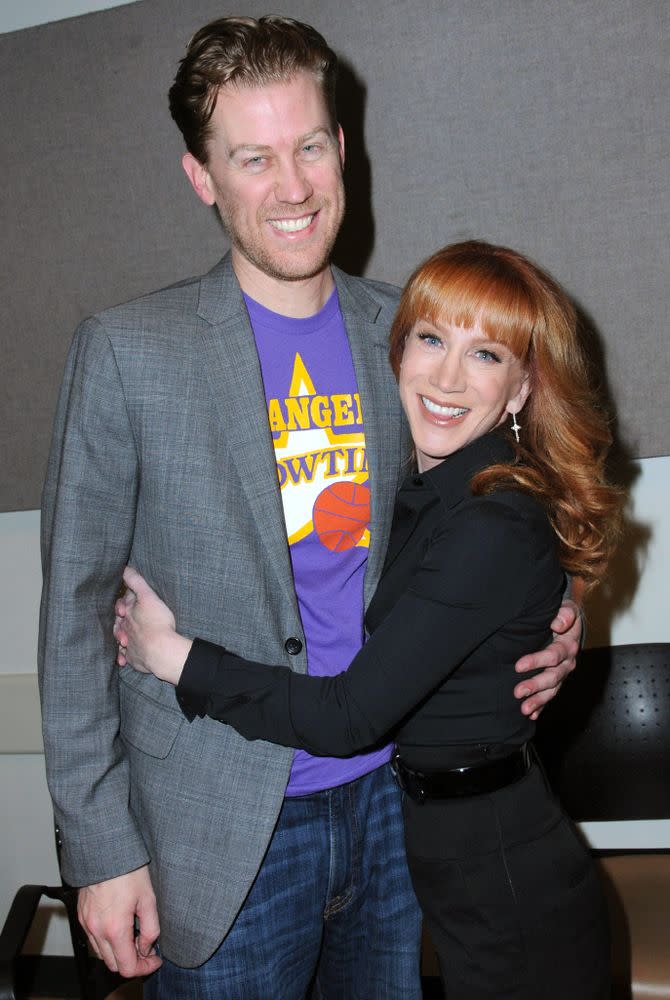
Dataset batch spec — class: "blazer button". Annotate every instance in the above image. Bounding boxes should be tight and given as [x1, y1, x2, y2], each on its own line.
[284, 637, 303, 655]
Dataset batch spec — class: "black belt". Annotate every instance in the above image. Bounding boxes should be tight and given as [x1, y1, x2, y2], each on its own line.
[391, 744, 532, 803]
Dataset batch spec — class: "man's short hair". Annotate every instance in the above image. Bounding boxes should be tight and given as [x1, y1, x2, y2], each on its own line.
[169, 14, 339, 164]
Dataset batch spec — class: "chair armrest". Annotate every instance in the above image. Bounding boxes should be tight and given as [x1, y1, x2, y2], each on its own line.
[0, 884, 74, 1000]
[0, 884, 49, 1000]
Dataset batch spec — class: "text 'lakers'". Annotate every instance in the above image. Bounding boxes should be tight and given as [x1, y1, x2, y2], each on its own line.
[269, 393, 363, 433]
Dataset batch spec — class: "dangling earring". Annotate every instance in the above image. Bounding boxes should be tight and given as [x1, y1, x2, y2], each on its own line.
[511, 412, 521, 444]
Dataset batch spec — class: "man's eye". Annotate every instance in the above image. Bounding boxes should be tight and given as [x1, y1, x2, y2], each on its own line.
[243, 156, 266, 169]
[301, 144, 322, 157]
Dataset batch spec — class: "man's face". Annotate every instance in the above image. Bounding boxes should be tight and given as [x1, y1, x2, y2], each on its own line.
[184, 72, 345, 287]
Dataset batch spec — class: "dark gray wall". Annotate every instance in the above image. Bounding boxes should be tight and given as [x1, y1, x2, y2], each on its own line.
[1, 0, 668, 510]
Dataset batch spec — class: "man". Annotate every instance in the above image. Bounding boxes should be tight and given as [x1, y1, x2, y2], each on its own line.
[39, 16, 580, 998]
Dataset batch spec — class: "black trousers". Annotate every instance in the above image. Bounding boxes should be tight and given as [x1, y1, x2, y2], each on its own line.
[403, 763, 610, 1000]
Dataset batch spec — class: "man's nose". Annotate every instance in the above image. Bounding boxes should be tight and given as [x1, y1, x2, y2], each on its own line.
[274, 157, 313, 204]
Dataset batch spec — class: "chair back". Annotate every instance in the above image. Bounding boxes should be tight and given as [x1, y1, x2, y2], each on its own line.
[535, 643, 670, 821]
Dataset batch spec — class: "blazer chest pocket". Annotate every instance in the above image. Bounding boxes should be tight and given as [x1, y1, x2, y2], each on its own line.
[119, 675, 184, 759]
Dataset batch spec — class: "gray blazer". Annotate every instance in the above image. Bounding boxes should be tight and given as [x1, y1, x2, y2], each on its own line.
[38, 254, 408, 966]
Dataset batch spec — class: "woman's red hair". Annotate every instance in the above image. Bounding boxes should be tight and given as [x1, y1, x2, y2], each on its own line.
[389, 241, 623, 591]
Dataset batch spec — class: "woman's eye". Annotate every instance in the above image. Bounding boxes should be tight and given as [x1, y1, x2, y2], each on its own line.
[474, 348, 501, 363]
[417, 332, 442, 347]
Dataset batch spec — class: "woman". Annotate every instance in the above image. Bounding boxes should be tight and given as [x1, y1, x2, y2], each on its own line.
[115, 241, 621, 998]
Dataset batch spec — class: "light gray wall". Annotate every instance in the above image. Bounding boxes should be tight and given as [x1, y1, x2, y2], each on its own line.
[0, 0, 139, 34]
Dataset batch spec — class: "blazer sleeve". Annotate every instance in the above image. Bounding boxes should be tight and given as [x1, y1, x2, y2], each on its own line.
[38, 317, 148, 886]
[176, 499, 552, 756]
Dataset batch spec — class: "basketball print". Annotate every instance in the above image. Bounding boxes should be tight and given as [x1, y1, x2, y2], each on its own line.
[313, 482, 371, 551]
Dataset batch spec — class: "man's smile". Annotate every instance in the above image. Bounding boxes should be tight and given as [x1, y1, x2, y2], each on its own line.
[268, 213, 316, 233]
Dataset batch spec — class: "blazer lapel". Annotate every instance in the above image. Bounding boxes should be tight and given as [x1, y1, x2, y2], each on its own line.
[194, 258, 405, 615]
[333, 267, 406, 609]
[196, 255, 299, 613]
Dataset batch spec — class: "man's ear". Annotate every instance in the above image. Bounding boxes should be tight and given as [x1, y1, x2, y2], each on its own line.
[337, 124, 345, 169]
[182, 152, 216, 207]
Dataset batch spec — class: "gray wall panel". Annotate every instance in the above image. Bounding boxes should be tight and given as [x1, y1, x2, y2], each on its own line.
[1, 0, 668, 510]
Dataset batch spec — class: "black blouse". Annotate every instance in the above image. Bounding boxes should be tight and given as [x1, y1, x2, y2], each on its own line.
[176, 431, 565, 769]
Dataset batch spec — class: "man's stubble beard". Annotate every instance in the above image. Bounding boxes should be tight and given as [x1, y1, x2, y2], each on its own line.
[219, 193, 346, 284]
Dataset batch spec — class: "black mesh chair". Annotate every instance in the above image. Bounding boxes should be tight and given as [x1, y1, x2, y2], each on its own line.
[0, 826, 135, 1000]
[536, 643, 670, 1000]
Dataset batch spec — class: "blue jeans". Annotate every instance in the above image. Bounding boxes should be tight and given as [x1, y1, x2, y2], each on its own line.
[145, 763, 422, 1000]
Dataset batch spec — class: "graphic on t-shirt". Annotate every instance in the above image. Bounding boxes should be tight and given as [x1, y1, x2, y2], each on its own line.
[247, 288, 392, 796]
[271, 352, 370, 550]
[313, 481, 370, 552]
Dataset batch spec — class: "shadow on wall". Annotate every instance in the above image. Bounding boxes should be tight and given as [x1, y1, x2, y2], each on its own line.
[332, 59, 374, 278]
[575, 303, 652, 646]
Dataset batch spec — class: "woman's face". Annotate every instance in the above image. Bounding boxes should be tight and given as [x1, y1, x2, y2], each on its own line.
[399, 317, 530, 472]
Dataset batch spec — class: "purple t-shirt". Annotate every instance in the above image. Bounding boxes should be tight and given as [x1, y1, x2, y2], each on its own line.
[245, 289, 392, 795]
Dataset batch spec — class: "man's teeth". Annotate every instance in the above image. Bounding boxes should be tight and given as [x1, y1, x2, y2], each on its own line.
[421, 397, 468, 417]
[269, 215, 314, 232]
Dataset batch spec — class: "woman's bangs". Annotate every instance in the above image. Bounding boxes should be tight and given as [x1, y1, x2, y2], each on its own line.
[413, 263, 535, 359]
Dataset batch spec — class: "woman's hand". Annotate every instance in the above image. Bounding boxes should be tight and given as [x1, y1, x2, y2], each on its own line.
[114, 566, 192, 686]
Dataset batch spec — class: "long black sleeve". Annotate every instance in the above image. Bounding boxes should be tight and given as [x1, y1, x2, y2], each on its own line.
[176, 495, 562, 756]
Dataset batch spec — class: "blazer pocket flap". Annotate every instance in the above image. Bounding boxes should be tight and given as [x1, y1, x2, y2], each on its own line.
[119, 677, 184, 759]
